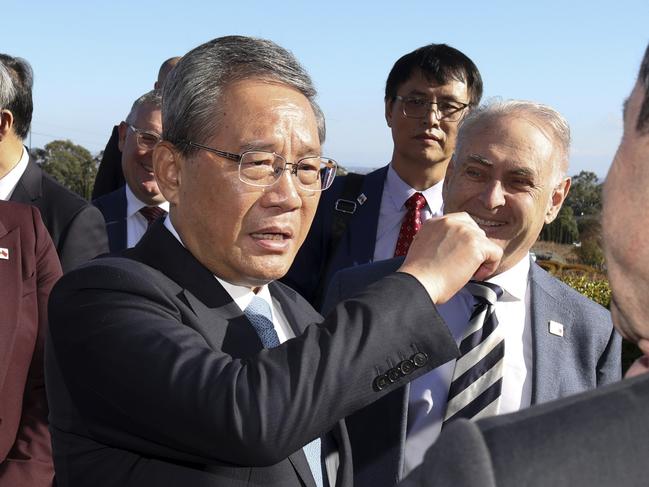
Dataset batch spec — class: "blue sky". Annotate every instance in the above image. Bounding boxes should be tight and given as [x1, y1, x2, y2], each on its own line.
[5, 0, 648, 177]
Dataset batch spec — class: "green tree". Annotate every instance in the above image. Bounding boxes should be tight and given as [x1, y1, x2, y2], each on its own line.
[39, 140, 97, 200]
[565, 170, 602, 217]
[540, 205, 579, 243]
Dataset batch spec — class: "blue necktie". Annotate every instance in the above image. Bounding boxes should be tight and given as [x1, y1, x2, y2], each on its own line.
[443, 282, 505, 425]
[244, 296, 324, 487]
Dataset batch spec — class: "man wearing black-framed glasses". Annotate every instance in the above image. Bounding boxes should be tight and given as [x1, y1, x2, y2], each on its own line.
[285, 43, 483, 309]
[93, 90, 168, 251]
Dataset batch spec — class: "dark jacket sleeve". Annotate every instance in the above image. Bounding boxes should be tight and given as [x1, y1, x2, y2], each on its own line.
[47, 263, 458, 467]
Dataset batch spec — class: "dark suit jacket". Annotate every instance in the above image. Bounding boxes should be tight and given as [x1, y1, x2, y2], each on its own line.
[10, 158, 109, 272]
[399, 372, 649, 487]
[282, 165, 388, 308]
[92, 186, 127, 252]
[0, 200, 62, 486]
[91, 126, 124, 200]
[45, 221, 461, 486]
[323, 257, 621, 487]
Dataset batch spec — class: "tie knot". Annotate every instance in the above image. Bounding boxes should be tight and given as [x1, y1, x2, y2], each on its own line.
[405, 192, 427, 211]
[245, 296, 273, 323]
[139, 206, 167, 225]
[466, 281, 503, 306]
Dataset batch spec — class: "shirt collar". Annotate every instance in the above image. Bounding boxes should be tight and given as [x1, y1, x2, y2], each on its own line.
[163, 215, 271, 313]
[0, 145, 29, 201]
[385, 164, 444, 214]
[125, 184, 170, 218]
[487, 254, 530, 301]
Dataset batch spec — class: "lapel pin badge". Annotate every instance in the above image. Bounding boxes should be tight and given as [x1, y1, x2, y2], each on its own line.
[549, 320, 564, 337]
[357, 193, 367, 205]
[0, 247, 8, 260]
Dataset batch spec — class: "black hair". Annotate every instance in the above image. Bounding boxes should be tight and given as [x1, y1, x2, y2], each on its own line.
[385, 43, 483, 107]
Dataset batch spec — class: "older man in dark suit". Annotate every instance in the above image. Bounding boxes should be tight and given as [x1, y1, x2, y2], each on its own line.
[397, 41, 649, 487]
[45, 36, 505, 487]
[0, 200, 62, 486]
[0, 54, 108, 272]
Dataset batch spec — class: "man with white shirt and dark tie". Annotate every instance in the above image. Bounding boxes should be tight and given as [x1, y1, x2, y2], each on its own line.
[322, 99, 622, 487]
[93, 90, 169, 251]
[283, 43, 484, 309]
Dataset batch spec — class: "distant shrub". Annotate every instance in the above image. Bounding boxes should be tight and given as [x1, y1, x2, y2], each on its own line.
[557, 273, 611, 308]
[556, 271, 640, 373]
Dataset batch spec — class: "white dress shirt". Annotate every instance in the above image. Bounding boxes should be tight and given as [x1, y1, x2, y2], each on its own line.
[403, 255, 533, 475]
[373, 165, 444, 261]
[0, 146, 29, 201]
[126, 185, 170, 248]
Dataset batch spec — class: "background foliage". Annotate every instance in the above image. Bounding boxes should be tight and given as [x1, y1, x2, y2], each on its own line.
[34, 140, 99, 200]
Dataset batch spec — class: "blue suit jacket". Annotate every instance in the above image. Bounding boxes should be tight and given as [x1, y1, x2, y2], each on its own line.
[93, 186, 127, 252]
[282, 165, 389, 308]
[322, 257, 622, 487]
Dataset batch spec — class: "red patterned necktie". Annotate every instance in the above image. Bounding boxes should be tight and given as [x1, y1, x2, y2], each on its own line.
[139, 206, 167, 227]
[394, 192, 427, 257]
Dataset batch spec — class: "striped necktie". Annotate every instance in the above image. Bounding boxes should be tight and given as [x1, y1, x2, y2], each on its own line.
[244, 296, 324, 487]
[443, 282, 504, 425]
[139, 206, 167, 227]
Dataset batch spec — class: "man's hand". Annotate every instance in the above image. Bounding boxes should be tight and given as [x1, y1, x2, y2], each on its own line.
[397, 213, 503, 304]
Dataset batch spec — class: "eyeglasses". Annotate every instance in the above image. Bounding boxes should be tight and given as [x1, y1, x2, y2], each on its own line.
[127, 124, 162, 151]
[395, 96, 469, 122]
[184, 141, 338, 191]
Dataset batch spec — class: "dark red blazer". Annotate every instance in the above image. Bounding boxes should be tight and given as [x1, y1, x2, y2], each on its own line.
[0, 200, 62, 486]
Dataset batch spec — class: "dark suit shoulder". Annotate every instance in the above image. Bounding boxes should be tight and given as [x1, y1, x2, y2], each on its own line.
[92, 186, 127, 221]
[477, 374, 649, 487]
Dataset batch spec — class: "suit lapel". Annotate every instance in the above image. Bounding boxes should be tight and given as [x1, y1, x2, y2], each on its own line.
[101, 187, 127, 252]
[126, 221, 265, 356]
[0, 220, 23, 391]
[345, 166, 388, 265]
[529, 262, 566, 404]
[9, 158, 42, 205]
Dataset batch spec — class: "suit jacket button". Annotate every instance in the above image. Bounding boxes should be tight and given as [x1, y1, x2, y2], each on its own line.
[373, 375, 389, 391]
[412, 352, 428, 367]
[387, 368, 401, 383]
[399, 359, 415, 375]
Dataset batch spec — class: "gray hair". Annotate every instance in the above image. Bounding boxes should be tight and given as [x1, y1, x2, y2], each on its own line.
[0, 64, 16, 110]
[125, 89, 162, 124]
[162, 35, 325, 155]
[0, 54, 34, 140]
[456, 99, 571, 182]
